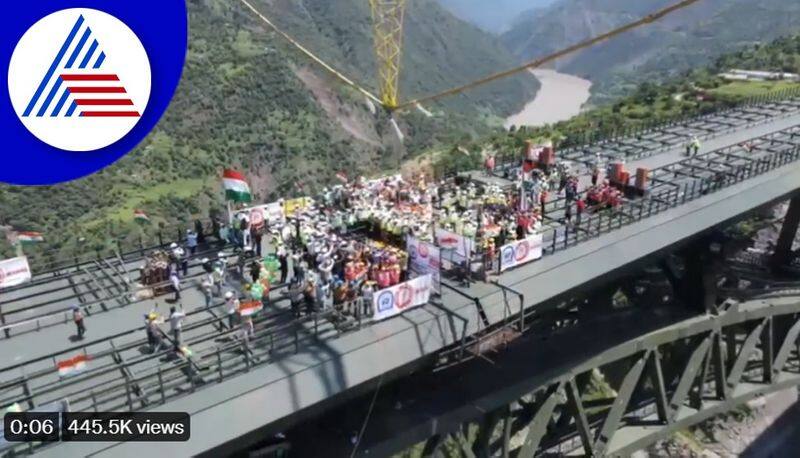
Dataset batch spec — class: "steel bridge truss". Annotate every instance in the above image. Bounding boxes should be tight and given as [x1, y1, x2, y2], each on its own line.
[420, 298, 800, 457]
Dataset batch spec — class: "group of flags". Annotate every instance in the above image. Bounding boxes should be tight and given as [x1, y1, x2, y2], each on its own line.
[5, 168, 343, 248]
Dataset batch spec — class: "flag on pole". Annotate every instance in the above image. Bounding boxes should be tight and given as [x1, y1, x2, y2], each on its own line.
[133, 209, 150, 224]
[222, 169, 252, 203]
[56, 354, 89, 377]
[335, 171, 348, 183]
[16, 231, 44, 245]
[238, 300, 263, 317]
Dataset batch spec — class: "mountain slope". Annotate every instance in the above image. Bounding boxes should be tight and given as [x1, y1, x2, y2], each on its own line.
[436, 0, 557, 33]
[0, 0, 537, 261]
[268, 0, 538, 115]
[502, 0, 800, 101]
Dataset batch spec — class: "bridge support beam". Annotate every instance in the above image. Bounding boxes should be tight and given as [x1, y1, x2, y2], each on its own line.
[672, 246, 723, 313]
[772, 195, 800, 271]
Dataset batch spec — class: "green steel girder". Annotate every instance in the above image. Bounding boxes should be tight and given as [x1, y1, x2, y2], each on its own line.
[593, 352, 649, 455]
[400, 295, 800, 458]
[647, 348, 672, 424]
[517, 383, 564, 458]
[565, 378, 594, 457]
[772, 314, 800, 376]
[726, 319, 767, 390]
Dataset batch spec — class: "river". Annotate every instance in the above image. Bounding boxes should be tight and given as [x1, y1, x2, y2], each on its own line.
[504, 69, 592, 128]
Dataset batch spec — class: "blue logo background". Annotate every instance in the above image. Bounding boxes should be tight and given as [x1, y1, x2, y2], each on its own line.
[1, 1, 187, 185]
[377, 291, 395, 312]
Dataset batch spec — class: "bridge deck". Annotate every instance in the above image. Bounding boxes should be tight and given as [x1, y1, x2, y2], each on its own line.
[31, 114, 800, 456]
[4, 102, 800, 457]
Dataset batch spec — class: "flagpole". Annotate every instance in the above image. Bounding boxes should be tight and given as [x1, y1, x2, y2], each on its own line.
[227, 200, 233, 226]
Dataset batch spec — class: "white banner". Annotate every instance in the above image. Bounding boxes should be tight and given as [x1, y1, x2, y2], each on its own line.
[406, 237, 441, 293]
[236, 202, 285, 229]
[499, 234, 543, 272]
[435, 228, 474, 261]
[0, 257, 31, 289]
[372, 275, 432, 321]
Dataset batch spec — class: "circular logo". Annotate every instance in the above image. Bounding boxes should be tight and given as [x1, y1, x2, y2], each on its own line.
[8, 9, 151, 152]
[502, 246, 515, 265]
[1, 2, 186, 185]
[250, 209, 265, 228]
[515, 241, 530, 261]
[418, 243, 429, 259]
[377, 291, 394, 313]
[396, 285, 413, 309]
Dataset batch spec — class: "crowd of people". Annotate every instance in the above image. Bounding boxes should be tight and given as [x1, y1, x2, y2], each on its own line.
[132, 143, 642, 353]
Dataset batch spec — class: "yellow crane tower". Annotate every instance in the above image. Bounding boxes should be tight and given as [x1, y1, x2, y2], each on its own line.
[239, 0, 703, 112]
[368, 0, 407, 110]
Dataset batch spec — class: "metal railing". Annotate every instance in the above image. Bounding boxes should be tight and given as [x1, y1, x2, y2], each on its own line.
[490, 89, 800, 173]
[487, 128, 800, 274]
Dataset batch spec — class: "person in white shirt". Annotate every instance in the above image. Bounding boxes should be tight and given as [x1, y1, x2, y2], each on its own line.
[170, 271, 181, 302]
[186, 230, 198, 255]
[225, 291, 240, 331]
[169, 307, 186, 351]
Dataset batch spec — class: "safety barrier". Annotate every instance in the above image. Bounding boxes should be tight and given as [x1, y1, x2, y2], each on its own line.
[477, 126, 800, 275]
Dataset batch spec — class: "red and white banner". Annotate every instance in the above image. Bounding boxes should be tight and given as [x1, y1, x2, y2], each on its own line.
[236, 201, 285, 229]
[372, 275, 432, 321]
[499, 234, 544, 272]
[0, 257, 32, 289]
[406, 236, 441, 293]
[435, 228, 474, 261]
[56, 354, 90, 377]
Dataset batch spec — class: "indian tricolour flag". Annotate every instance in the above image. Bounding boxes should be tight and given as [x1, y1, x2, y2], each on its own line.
[239, 300, 263, 317]
[56, 354, 89, 377]
[133, 209, 150, 224]
[223, 169, 252, 203]
[17, 231, 44, 245]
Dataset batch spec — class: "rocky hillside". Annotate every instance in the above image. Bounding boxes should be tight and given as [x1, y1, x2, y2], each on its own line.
[0, 0, 537, 260]
[502, 0, 800, 101]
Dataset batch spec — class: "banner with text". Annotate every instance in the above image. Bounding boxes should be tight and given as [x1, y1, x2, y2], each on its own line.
[406, 236, 441, 293]
[284, 197, 312, 216]
[372, 275, 432, 321]
[499, 234, 544, 272]
[0, 256, 31, 289]
[435, 228, 474, 265]
[236, 202, 285, 230]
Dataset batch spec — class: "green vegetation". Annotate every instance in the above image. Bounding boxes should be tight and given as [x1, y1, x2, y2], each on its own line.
[502, 0, 800, 103]
[426, 35, 800, 179]
[1, 4, 799, 269]
[0, 0, 535, 263]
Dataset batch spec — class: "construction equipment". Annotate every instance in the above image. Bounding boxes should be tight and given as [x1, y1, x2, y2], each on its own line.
[239, 0, 704, 112]
[368, 0, 407, 110]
